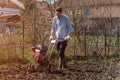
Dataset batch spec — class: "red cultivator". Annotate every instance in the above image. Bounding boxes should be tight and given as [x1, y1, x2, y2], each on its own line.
[31, 41, 56, 72]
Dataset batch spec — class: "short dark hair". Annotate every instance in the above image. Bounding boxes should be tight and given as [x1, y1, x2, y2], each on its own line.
[56, 7, 62, 13]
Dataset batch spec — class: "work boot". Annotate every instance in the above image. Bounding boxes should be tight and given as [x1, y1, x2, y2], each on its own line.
[62, 57, 68, 69]
[58, 57, 63, 70]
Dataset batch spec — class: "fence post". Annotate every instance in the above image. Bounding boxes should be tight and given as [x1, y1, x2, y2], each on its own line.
[33, 1, 37, 46]
[84, 27, 87, 56]
[73, 34, 76, 56]
[104, 25, 107, 56]
[22, 21, 25, 59]
[116, 25, 119, 55]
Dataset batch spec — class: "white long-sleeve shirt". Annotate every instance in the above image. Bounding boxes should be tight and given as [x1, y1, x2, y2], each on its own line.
[51, 14, 74, 42]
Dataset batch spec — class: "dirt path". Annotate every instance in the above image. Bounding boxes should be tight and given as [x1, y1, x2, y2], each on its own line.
[0, 61, 119, 80]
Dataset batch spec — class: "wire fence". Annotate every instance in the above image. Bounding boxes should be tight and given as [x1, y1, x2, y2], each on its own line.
[0, 21, 25, 62]
[67, 24, 120, 58]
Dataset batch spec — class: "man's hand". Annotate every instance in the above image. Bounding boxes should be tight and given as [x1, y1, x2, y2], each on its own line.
[64, 35, 70, 41]
[49, 36, 53, 40]
[51, 40, 56, 44]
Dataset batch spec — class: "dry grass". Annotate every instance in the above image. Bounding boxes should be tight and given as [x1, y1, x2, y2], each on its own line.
[0, 34, 31, 64]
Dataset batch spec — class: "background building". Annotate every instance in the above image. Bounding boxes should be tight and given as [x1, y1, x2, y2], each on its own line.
[0, 0, 23, 35]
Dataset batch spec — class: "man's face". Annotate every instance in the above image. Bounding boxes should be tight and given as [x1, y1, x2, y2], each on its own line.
[56, 12, 62, 18]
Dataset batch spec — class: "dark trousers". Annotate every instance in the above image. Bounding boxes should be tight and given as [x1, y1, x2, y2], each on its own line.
[56, 40, 68, 58]
[56, 40, 68, 69]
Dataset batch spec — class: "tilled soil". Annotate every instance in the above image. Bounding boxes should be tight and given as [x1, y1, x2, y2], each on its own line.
[0, 61, 119, 80]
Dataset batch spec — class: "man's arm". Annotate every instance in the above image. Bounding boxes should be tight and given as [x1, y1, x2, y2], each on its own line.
[49, 18, 56, 40]
[66, 17, 74, 34]
[64, 16, 74, 41]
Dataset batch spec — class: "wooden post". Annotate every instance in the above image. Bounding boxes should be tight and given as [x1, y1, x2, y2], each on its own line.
[33, 1, 36, 46]
[22, 21, 25, 59]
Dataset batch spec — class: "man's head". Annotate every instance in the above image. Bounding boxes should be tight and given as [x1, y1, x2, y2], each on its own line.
[55, 7, 62, 18]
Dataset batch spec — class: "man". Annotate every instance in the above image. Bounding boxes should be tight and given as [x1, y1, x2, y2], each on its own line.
[49, 7, 74, 70]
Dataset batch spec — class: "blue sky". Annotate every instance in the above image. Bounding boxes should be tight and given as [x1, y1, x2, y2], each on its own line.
[37, 0, 56, 4]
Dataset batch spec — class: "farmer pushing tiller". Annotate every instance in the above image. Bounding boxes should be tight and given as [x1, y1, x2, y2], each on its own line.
[31, 7, 74, 72]
[49, 7, 74, 70]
